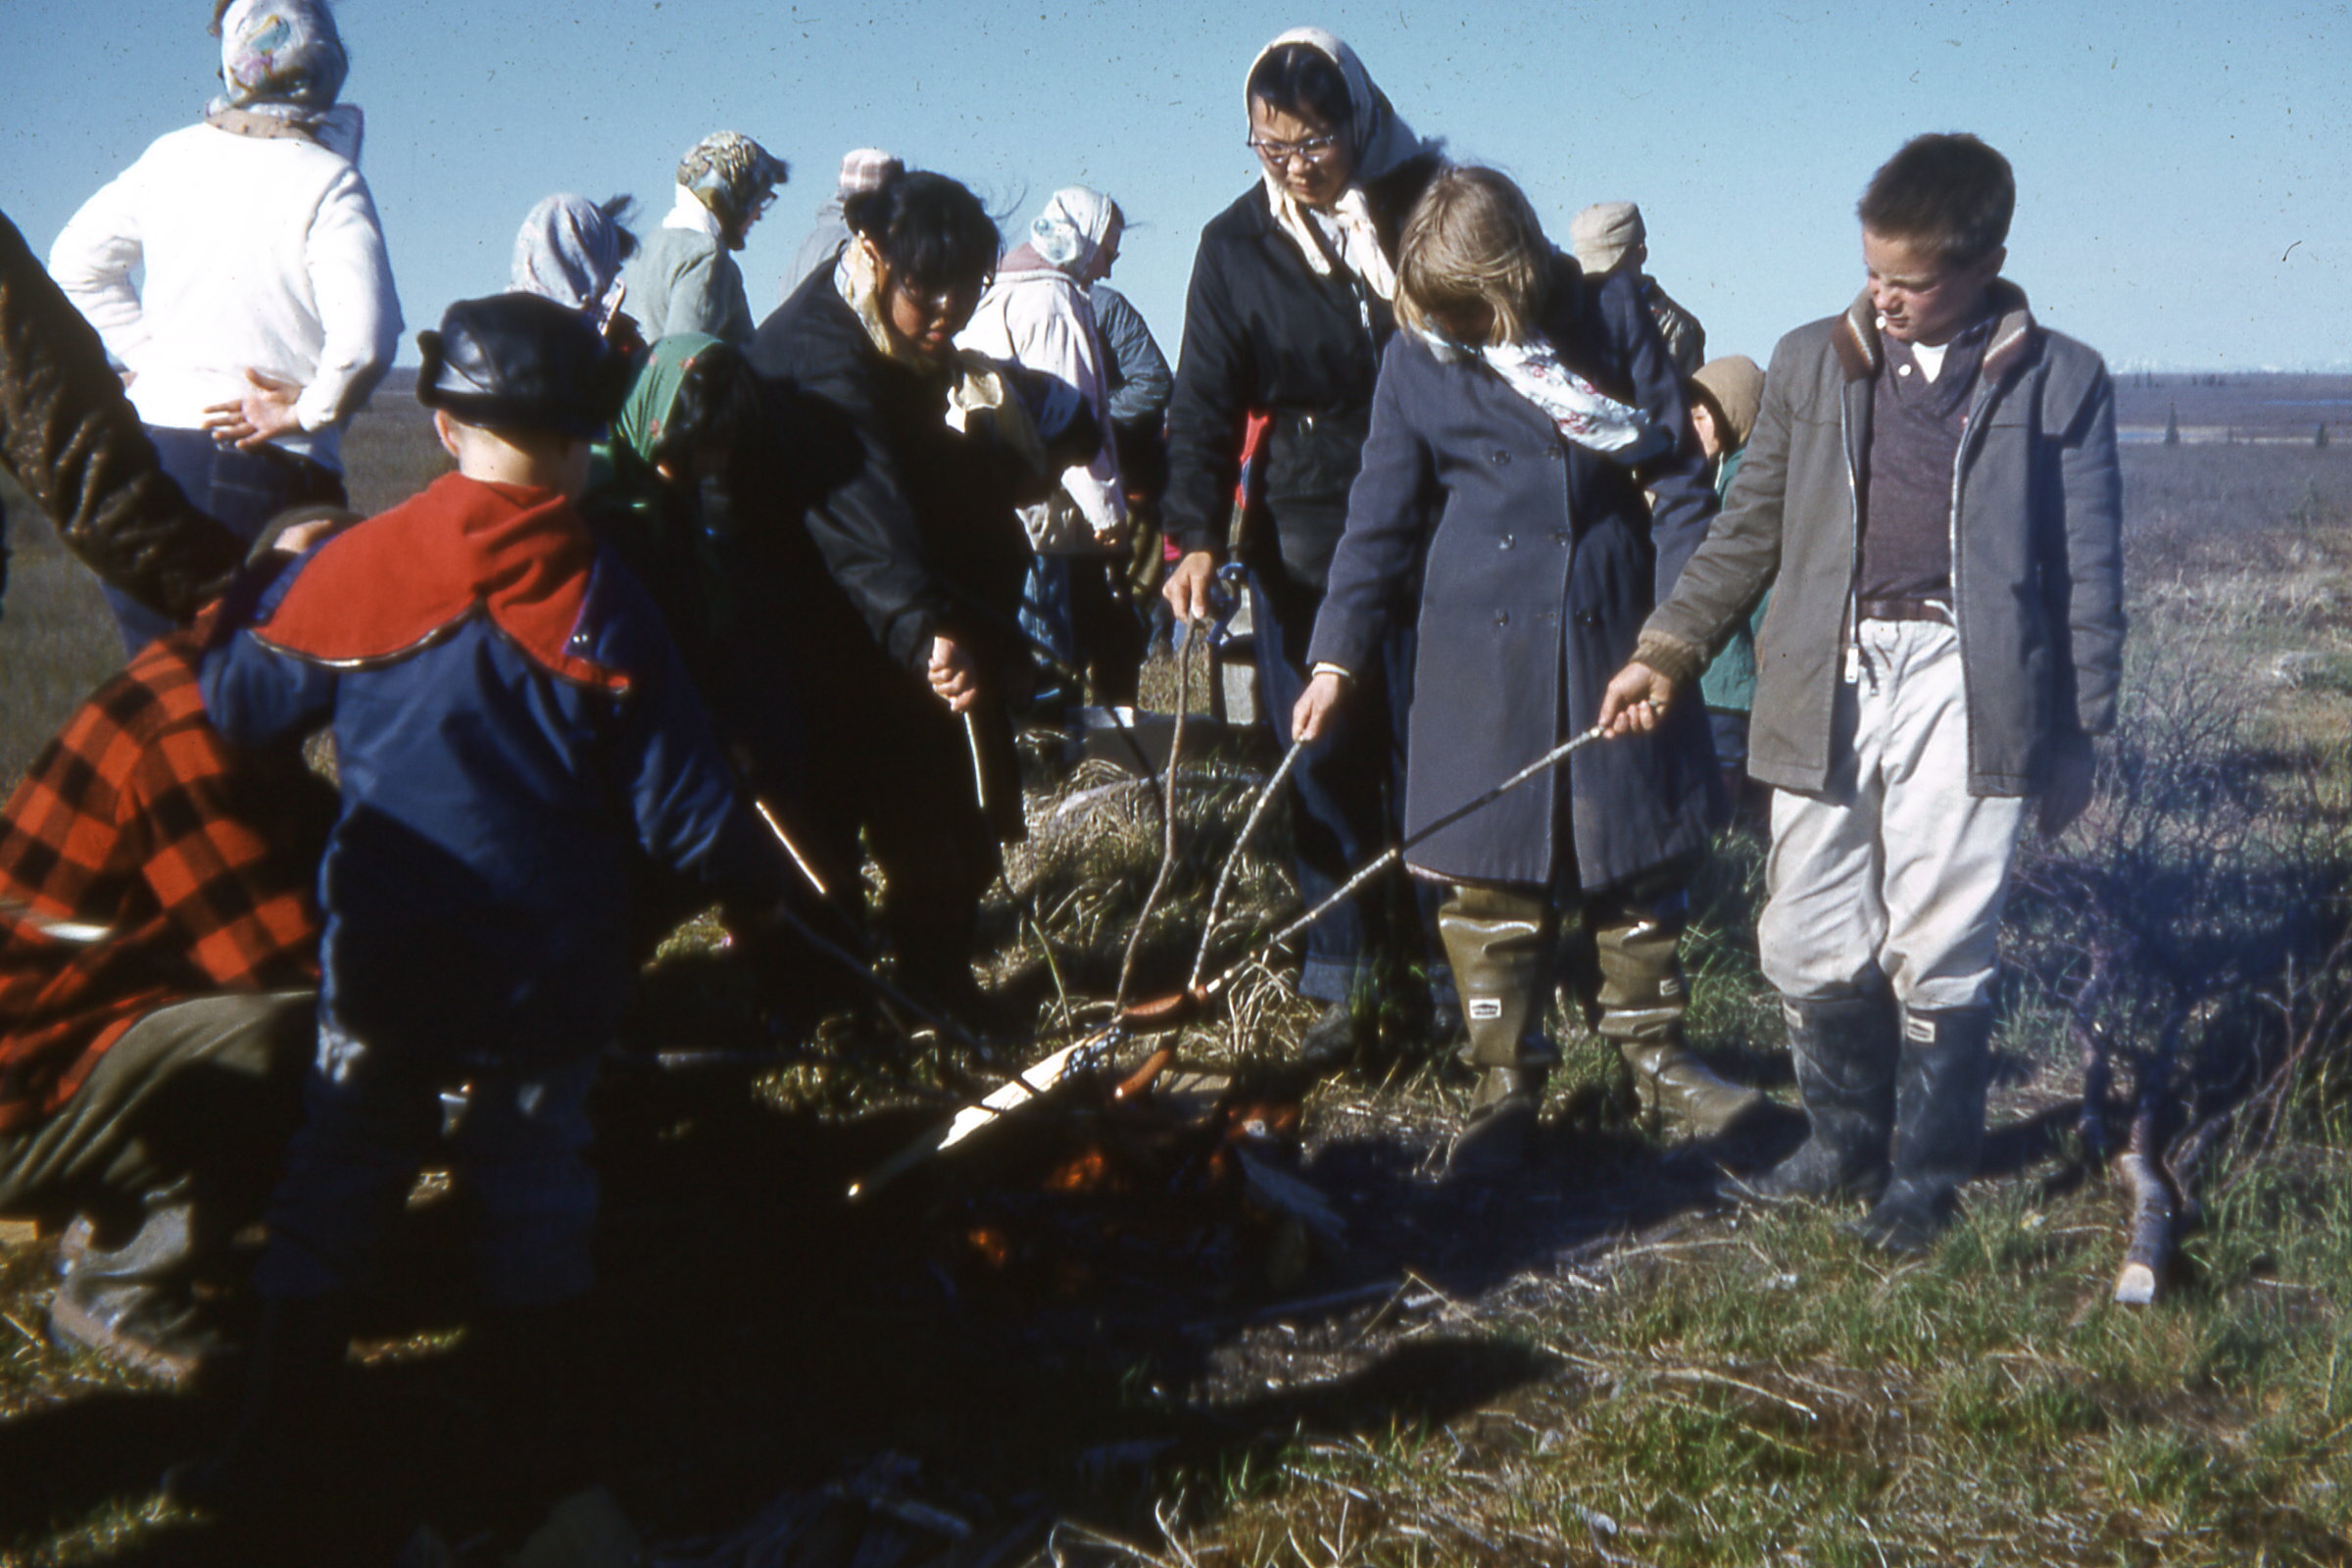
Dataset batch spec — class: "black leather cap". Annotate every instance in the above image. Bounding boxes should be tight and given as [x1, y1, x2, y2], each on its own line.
[415, 293, 629, 439]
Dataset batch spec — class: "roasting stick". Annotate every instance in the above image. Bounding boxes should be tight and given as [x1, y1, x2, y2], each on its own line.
[1185, 736, 1309, 994]
[843, 706, 1647, 1194]
[1112, 617, 1203, 1010]
[1124, 720, 1626, 1030]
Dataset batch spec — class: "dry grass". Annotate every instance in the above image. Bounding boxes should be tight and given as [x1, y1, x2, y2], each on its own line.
[0, 399, 2350, 1562]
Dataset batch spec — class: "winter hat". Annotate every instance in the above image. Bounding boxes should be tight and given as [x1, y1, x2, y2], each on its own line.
[678, 131, 790, 242]
[416, 294, 630, 440]
[1570, 201, 1645, 275]
[1029, 187, 1120, 274]
[1690, 355, 1765, 450]
[212, 0, 348, 110]
[836, 148, 903, 199]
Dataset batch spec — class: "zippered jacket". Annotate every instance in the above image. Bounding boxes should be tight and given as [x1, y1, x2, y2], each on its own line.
[200, 473, 789, 1065]
[1162, 153, 1444, 591]
[1640, 281, 2124, 797]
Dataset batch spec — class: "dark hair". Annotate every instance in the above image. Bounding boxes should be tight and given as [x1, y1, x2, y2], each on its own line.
[1857, 133, 2015, 267]
[601, 194, 640, 263]
[650, 345, 762, 471]
[843, 171, 1001, 294]
[1246, 43, 1352, 131]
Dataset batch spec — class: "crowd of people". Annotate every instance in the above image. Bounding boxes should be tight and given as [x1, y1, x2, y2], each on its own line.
[0, 0, 2123, 1540]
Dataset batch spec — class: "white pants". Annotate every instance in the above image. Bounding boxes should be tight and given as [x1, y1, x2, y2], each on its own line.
[1758, 619, 2028, 1012]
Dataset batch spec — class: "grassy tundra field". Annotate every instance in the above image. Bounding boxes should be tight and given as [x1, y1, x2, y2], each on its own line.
[0, 378, 2348, 1564]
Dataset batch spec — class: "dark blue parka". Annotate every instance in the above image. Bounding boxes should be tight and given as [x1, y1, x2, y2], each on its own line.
[201, 475, 788, 1066]
[1305, 263, 1721, 891]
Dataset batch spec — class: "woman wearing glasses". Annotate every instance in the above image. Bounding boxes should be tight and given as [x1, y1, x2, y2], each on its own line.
[1161, 28, 1448, 1059]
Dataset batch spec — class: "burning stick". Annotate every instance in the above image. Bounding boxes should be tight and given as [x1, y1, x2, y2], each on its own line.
[2114, 1008, 2187, 1305]
[846, 1028, 1122, 1200]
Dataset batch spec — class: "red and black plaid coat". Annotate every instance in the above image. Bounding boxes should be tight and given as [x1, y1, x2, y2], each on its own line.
[0, 627, 330, 1131]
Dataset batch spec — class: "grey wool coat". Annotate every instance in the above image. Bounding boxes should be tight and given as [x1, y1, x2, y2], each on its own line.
[1306, 264, 1723, 891]
[1640, 281, 2125, 797]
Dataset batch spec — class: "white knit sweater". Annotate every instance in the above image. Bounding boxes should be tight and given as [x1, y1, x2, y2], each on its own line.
[48, 122, 402, 469]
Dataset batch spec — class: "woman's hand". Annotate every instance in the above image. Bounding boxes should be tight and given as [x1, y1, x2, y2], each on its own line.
[927, 635, 981, 713]
[1597, 662, 1675, 736]
[201, 368, 306, 451]
[1161, 550, 1220, 624]
[1292, 669, 1348, 744]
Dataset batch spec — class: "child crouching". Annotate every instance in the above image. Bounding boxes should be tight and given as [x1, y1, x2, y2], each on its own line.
[174, 294, 796, 1526]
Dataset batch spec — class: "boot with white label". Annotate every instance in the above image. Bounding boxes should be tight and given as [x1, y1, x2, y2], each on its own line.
[1436, 884, 1555, 1180]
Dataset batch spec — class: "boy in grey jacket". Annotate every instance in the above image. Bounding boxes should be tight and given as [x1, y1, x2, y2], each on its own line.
[1599, 134, 2124, 1251]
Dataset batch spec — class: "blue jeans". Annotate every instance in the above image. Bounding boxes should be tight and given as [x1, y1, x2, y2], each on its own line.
[1019, 555, 1077, 706]
[103, 427, 345, 656]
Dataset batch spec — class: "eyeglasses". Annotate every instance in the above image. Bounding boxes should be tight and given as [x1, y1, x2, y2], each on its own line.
[1248, 133, 1343, 169]
[889, 274, 986, 318]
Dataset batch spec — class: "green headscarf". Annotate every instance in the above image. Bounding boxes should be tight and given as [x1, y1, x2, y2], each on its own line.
[613, 332, 724, 468]
[587, 333, 735, 664]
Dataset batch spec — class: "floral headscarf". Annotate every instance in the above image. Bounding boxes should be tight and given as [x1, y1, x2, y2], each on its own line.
[1028, 187, 1119, 276]
[207, 0, 363, 161]
[677, 131, 790, 249]
[1247, 27, 1432, 300]
[511, 195, 629, 318]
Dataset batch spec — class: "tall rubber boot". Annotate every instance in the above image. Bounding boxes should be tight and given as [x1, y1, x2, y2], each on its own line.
[1437, 885, 1554, 1179]
[1853, 1005, 1995, 1252]
[1741, 992, 1900, 1202]
[1593, 910, 1766, 1138]
[164, 1293, 350, 1518]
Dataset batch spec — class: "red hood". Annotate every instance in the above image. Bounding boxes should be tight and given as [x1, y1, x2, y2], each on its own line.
[254, 472, 627, 691]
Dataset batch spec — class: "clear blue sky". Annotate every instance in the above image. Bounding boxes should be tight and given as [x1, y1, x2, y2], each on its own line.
[5, 0, 2348, 370]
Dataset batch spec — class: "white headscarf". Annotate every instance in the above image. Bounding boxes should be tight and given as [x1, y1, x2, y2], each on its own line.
[1029, 186, 1119, 275]
[511, 195, 627, 318]
[1247, 27, 1430, 300]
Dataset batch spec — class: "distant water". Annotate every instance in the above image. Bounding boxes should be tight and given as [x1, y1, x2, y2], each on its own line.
[2266, 399, 2352, 407]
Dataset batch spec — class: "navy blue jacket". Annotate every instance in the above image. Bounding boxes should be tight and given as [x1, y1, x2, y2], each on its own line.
[1306, 264, 1722, 891]
[202, 478, 787, 1065]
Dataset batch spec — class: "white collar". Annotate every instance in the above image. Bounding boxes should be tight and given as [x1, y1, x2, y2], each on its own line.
[663, 184, 721, 238]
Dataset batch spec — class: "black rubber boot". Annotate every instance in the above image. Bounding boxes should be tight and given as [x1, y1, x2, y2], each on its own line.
[1740, 991, 1899, 1203]
[164, 1294, 350, 1518]
[1853, 1005, 1995, 1253]
[1437, 885, 1555, 1180]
